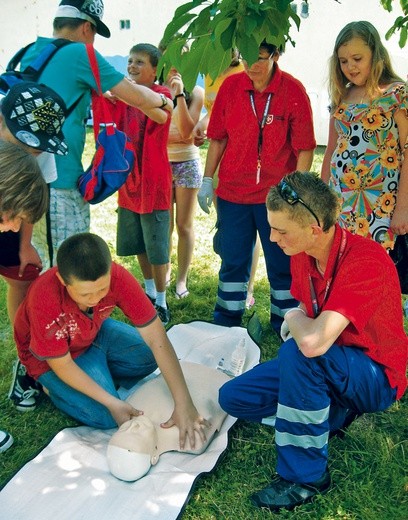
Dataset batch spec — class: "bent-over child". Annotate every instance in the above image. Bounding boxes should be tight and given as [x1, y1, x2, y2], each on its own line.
[14, 232, 208, 448]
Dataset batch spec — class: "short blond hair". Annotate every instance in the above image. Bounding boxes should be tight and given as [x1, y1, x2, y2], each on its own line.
[266, 171, 340, 232]
[0, 140, 47, 223]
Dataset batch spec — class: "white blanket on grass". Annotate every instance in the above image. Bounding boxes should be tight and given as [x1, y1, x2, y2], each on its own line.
[0, 321, 260, 520]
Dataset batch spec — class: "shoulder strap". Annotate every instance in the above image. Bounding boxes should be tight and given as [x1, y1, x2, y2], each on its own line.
[85, 44, 113, 140]
[6, 42, 35, 72]
[7, 38, 84, 118]
[21, 38, 73, 80]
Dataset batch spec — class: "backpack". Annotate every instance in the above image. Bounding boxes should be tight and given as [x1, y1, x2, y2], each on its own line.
[0, 39, 83, 116]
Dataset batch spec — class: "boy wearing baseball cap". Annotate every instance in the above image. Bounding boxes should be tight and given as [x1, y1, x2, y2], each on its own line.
[17, 0, 172, 270]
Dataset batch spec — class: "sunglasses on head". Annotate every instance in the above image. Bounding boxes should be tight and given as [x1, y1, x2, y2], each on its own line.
[278, 180, 321, 227]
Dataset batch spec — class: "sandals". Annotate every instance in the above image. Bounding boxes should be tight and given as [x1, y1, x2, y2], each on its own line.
[175, 289, 190, 300]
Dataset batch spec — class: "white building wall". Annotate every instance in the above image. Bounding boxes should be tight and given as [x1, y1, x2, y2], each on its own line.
[0, 0, 182, 68]
[0, 0, 406, 145]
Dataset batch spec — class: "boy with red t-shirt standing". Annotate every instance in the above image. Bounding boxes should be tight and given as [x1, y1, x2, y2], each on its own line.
[114, 44, 172, 326]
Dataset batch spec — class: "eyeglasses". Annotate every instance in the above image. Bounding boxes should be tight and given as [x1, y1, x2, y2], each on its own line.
[238, 54, 272, 62]
[257, 55, 272, 61]
[278, 180, 321, 227]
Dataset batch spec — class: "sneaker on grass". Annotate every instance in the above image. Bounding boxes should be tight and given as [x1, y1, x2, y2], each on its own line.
[0, 430, 13, 453]
[250, 470, 331, 511]
[8, 360, 42, 412]
[155, 304, 171, 326]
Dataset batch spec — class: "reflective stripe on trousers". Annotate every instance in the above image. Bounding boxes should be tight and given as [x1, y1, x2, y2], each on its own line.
[213, 197, 297, 330]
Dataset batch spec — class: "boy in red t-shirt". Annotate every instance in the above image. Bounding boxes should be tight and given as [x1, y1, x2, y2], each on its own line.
[14, 232, 208, 448]
[114, 43, 172, 326]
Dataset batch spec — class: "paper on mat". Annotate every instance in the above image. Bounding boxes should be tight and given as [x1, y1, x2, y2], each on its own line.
[0, 321, 260, 520]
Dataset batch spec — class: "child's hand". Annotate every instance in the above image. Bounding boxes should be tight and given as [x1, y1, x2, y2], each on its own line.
[169, 73, 184, 97]
[160, 403, 211, 450]
[103, 91, 118, 104]
[109, 399, 144, 427]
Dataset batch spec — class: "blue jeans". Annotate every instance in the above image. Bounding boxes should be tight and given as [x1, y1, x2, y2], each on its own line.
[39, 318, 157, 429]
[219, 340, 397, 483]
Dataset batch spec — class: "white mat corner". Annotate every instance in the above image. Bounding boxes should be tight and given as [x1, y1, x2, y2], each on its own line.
[0, 321, 260, 520]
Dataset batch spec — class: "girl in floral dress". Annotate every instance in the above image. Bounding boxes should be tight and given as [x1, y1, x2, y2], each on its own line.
[321, 21, 408, 250]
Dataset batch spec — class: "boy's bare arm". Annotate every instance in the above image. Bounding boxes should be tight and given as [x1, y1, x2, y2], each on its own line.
[110, 78, 173, 118]
[137, 317, 210, 449]
[18, 222, 42, 276]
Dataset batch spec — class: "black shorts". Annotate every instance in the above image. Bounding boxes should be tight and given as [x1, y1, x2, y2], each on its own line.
[0, 231, 20, 266]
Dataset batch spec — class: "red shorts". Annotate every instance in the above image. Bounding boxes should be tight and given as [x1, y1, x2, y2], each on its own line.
[0, 264, 41, 282]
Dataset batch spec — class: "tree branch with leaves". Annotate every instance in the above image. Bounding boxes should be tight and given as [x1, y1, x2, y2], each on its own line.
[159, 0, 408, 92]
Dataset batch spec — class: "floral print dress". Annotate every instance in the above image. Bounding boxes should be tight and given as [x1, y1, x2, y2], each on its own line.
[329, 82, 407, 250]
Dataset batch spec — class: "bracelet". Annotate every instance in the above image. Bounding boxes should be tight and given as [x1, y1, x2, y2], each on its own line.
[158, 93, 168, 108]
[284, 307, 306, 320]
[174, 92, 186, 100]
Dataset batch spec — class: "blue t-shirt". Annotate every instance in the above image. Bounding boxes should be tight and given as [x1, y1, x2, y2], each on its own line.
[22, 37, 124, 189]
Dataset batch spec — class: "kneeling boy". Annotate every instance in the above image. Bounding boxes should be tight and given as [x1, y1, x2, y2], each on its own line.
[14, 233, 208, 448]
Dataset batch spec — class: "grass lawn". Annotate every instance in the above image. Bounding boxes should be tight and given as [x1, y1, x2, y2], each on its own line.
[0, 138, 407, 519]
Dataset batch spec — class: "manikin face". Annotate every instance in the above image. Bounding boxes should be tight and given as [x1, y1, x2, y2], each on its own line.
[337, 37, 373, 87]
[57, 272, 111, 310]
[127, 53, 157, 86]
[0, 213, 24, 232]
[107, 416, 159, 481]
[268, 209, 317, 257]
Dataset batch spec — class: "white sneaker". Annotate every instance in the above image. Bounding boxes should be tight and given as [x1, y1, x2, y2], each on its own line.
[0, 430, 13, 453]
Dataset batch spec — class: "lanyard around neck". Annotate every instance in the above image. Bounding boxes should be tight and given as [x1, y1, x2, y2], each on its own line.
[249, 91, 272, 184]
[309, 228, 347, 317]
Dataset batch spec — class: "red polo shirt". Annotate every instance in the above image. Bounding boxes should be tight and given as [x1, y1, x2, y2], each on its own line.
[290, 224, 408, 399]
[14, 263, 157, 379]
[207, 66, 316, 204]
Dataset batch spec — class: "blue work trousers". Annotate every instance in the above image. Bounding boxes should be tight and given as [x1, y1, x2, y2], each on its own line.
[219, 340, 396, 483]
[213, 197, 297, 331]
[39, 318, 157, 429]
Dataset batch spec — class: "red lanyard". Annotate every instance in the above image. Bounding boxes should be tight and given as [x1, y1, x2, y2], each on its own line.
[249, 91, 272, 184]
[309, 228, 347, 317]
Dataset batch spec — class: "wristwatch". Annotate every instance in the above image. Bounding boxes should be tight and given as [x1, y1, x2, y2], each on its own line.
[158, 93, 168, 108]
[174, 92, 186, 100]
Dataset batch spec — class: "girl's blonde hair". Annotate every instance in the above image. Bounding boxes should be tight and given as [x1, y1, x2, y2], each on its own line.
[328, 20, 402, 110]
[0, 140, 47, 223]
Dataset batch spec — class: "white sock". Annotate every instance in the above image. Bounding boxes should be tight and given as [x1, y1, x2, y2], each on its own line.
[155, 291, 167, 308]
[144, 279, 157, 299]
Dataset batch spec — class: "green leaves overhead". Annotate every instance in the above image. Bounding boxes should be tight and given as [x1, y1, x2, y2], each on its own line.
[157, 0, 297, 90]
[159, 0, 408, 91]
[381, 0, 408, 47]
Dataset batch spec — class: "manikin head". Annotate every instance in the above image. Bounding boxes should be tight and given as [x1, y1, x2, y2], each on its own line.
[107, 416, 159, 481]
[106, 362, 231, 482]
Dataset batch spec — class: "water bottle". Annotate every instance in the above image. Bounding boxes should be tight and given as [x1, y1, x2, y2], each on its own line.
[229, 339, 246, 377]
